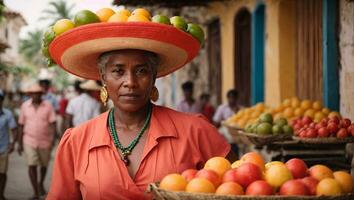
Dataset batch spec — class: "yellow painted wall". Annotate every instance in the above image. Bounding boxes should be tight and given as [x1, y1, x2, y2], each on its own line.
[208, 0, 297, 107]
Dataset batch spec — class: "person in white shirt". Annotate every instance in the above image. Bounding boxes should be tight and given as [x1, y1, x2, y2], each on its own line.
[213, 89, 241, 128]
[64, 81, 100, 129]
[176, 81, 201, 114]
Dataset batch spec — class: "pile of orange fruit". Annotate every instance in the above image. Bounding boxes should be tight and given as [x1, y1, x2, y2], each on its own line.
[225, 103, 270, 128]
[159, 152, 353, 197]
[41, 7, 205, 66]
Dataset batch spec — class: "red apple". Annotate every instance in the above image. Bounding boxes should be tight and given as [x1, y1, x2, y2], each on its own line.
[246, 180, 274, 195]
[318, 127, 330, 137]
[349, 124, 354, 136]
[299, 130, 307, 138]
[301, 177, 319, 195]
[306, 129, 317, 138]
[195, 169, 221, 187]
[328, 116, 340, 124]
[222, 169, 238, 183]
[327, 122, 339, 134]
[321, 118, 329, 123]
[279, 180, 309, 196]
[232, 163, 263, 189]
[286, 158, 308, 179]
[340, 118, 351, 128]
[337, 128, 348, 139]
[302, 116, 313, 125]
[309, 122, 316, 129]
[294, 124, 302, 131]
[181, 169, 198, 182]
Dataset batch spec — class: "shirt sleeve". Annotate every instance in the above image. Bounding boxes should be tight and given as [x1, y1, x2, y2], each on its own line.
[47, 129, 81, 200]
[18, 104, 25, 125]
[7, 111, 17, 129]
[195, 115, 231, 164]
[212, 106, 223, 123]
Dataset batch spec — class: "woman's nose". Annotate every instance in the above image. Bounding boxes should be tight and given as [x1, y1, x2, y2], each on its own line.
[123, 71, 137, 88]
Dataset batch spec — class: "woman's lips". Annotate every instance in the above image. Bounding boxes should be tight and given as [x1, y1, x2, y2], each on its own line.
[120, 93, 140, 100]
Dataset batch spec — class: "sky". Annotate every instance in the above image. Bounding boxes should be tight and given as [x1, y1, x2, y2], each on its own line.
[4, 0, 117, 37]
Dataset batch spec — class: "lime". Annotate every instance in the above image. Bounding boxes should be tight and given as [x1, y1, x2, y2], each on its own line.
[256, 122, 273, 135]
[41, 43, 50, 58]
[187, 23, 205, 45]
[274, 117, 288, 127]
[74, 10, 100, 26]
[42, 26, 56, 46]
[53, 19, 75, 36]
[282, 125, 294, 134]
[245, 124, 253, 133]
[152, 15, 170, 25]
[272, 125, 283, 135]
[170, 16, 187, 31]
[259, 113, 273, 124]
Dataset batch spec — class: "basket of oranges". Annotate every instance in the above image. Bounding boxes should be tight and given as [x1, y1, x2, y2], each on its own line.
[148, 152, 354, 200]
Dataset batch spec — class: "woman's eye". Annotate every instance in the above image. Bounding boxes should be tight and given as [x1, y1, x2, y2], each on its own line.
[136, 67, 149, 75]
[112, 69, 124, 75]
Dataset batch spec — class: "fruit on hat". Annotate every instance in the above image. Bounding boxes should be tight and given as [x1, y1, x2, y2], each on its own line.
[187, 23, 205, 45]
[152, 15, 170, 25]
[117, 9, 131, 17]
[96, 8, 115, 22]
[108, 12, 129, 22]
[74, 10, 100, 26]
[43, 26, 56, 46]
[53, 19, 75, 35]
[41, 44, 50, 58]
[131, 8, 151, 19]
[127, 14, 150, 22]
[170, 16, 187, 31]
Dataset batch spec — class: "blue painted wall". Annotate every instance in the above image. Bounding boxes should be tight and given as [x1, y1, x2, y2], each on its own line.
[251, 4, 265, 105]
[322, 0, 339, 111]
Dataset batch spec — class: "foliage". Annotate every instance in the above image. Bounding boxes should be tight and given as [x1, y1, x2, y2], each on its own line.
[0, 0, 5, 23]
[0, 62, 34, 75]
[19, 29, 45, 67]
[39, 0, 74, 25]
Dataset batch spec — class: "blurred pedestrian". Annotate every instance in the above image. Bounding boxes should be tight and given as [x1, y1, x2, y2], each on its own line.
[200, 93, 215, 122]
[57, 90, 68, 136]
[39, 79, 58, 111]
[64, 80, 100, 130]
[176, 81, 201, 113]
[0, 90, 18, 200]
[213, 89, 241, 128]
[18, 84, 56, 199]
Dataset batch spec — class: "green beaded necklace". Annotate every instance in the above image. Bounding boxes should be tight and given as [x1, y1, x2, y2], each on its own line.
[108, 104, 152, 166]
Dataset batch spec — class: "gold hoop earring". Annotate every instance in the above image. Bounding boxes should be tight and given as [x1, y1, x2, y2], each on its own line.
[100, 84, 108, 106]
[150, 86, 159, 102]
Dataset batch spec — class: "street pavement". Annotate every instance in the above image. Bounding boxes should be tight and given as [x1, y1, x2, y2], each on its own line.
[4, 146, 55, 200]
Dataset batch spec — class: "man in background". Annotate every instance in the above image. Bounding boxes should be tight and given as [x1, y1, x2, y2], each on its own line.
[176, 81, 201, 114]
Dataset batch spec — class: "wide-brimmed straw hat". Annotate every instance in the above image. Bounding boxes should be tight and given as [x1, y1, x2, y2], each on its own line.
[80, 80, 101, 91]
[49, 22, 201, 80]
[25, 84, 44, 93]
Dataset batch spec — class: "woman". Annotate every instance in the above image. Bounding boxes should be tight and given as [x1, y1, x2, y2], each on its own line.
[46, 20, 233, 200]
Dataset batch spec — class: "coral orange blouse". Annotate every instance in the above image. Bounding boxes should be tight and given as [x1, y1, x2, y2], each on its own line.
[47, 105, 230, 200]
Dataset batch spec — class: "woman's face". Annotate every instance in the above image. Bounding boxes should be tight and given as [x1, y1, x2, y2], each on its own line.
[102, 50, 155, 113]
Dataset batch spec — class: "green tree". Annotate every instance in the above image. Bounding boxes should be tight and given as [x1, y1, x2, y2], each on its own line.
[39, 0, 74, 25]
[19, 29, 44, 66]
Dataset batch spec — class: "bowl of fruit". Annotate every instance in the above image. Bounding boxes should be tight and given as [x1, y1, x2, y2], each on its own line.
[237, 113, 294, 146]
[292, 116, 354, 144]
[148, 152, 354, 200]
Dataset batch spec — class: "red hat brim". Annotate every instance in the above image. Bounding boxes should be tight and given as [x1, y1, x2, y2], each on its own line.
[49, 22, 200, 80]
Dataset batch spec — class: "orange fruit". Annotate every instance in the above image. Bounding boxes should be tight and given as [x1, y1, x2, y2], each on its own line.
[186, 178, 215, 193]
[322, 108, 330, 115]
[304, 109, 316, 118]
[333, 171, 353, 193]
[301, 100, 312, 110]
[291, 98, 300, 108]
[116, 9, 131, 17]
[159, 173, 187, 192]
[108, 13, 129, 22]
[294, 107, 305, 117]
[312, 101, 322, 110]
[273, 113, 284, 120]
[216, 182, 244, 195]
[255, 103, 266, 112]
[283, 107, 294, 118]
[127, 14, 150, 22]
[96, 8, 115, 22]
[53, 19, 74, 35]
[316, 178, 342, 196]
[131, 8, 151, 19]
[282, 98, 291, 107]
[204, 157, 231, 177]
[231, 160, 243, 169]
[328, 111, 341, 119]
[314, 111, 326, 123]
[309, 165, 334, 181]
[240, 152, 265, 171]
[264, 162, 293, 188]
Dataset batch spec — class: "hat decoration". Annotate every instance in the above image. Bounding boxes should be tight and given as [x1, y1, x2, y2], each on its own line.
[42, 7, 205, 80]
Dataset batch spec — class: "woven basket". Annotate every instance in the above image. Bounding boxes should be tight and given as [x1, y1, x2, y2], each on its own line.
[148, 183, 354, 200]
[222, 123, 252, 145]
[292, 136, 354, 144]
[237, 130, 292, 146]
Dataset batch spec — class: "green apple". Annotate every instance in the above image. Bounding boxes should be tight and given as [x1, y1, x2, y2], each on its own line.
[170, 16, 187, 31]
[187, 23, 205, 45]
[74, 10, 100, 26]
[152, 15, 170, 25]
